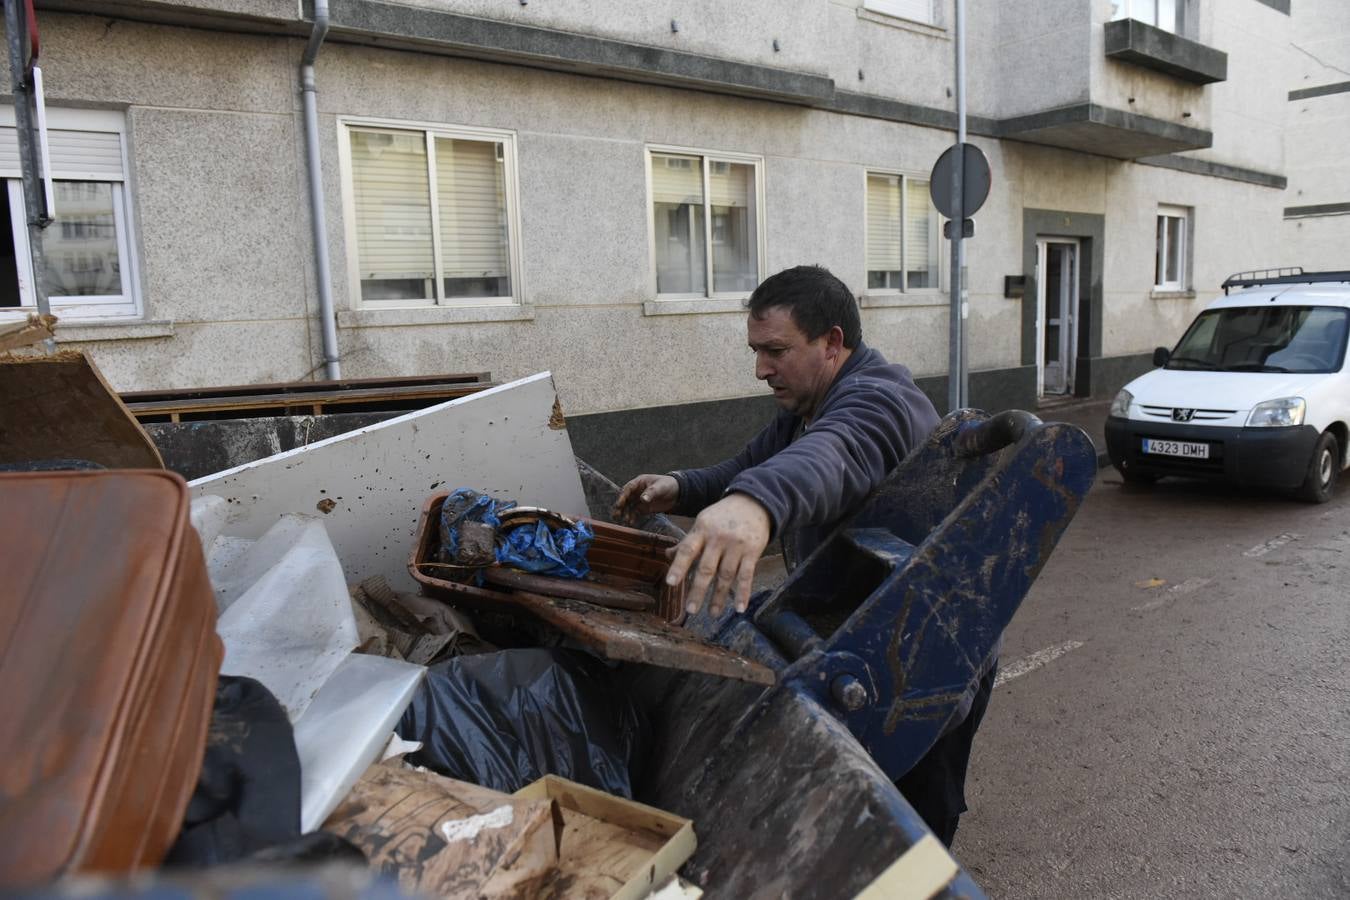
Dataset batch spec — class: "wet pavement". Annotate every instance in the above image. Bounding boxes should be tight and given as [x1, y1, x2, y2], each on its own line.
[956, 471, 1350, 898]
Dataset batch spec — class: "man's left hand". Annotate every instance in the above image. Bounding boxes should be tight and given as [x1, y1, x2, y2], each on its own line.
[665, 492, 771, 618]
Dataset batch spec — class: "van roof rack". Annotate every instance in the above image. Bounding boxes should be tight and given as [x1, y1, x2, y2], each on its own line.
[1221, 267, 1350, 294]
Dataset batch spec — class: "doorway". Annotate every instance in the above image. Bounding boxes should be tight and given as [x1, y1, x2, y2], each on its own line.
[1036, 238, 1080, 397]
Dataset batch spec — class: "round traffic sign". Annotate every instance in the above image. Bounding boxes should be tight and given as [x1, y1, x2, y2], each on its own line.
[929, 143, 991, 220]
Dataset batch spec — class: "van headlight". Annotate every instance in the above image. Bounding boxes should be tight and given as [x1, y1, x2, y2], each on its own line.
[1109, 389, 1133, 418]
[1246, 397, 1306, 428]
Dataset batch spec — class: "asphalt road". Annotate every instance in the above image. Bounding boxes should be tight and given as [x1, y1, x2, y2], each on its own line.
[955, 472, 1350, 898]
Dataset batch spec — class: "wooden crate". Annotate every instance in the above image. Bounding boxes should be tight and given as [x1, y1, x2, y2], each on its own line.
[514, 775, 696, 900]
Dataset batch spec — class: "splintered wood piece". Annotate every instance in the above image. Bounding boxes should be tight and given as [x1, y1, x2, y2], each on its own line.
[513, 591, 775, 685]
[0, 314, 56, 353]
[483, 567, 656, 612]
[0, 351, 164, 470]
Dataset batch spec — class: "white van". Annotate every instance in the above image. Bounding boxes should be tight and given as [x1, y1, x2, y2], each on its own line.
[1105, 270, 1350, 503]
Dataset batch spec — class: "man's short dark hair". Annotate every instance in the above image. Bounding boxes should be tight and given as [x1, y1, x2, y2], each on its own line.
[746, 265, 862, 349]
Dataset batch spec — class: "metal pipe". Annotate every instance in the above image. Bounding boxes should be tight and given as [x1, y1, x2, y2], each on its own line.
[947, 0, 967, 412]
[950, 0, 972, 407]
[6, 0, 54, 354]
[302, 0, 341, 380]
[956, 0, 968, 407]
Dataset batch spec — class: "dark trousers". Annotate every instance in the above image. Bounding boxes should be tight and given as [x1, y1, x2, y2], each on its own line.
[895, 662, 997, 847]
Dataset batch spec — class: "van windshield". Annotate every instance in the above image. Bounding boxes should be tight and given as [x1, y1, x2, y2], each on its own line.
[1166, 305, 1349, 373]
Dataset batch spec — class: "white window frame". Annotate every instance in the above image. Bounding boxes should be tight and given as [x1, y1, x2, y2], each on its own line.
[861, 0, 936, 27]
[863, 168, 942, 297]
[1155, 203, 1189, 291]
[0, 107, 142, 321]
[1111, 0, 1181, 34]
[337, 116, 524, 310]
[645, 145, 767, 302]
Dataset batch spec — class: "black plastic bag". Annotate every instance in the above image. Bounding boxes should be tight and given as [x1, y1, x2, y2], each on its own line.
[397, 649, 648, 798]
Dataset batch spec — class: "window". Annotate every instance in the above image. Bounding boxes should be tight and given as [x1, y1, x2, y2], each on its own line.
[0, 108, 139, 320]
[1168, 306, 1348, 374]
[865, 172, 940, 292]
[1111, 0, 1182, 34]
[1155, 204, 1189, 290]
[648, 149, 763, 298]
[341, 121, 520, 307]
[862, 0, 935, 26]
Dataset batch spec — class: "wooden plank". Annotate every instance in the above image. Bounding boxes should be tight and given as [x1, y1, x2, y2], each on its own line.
[851, 834, 958, 900]
[514, 591, 776, 685]
[119, 371, 491, 404]
[123, 381, 494, 418]
[190, 373, 588, 593]
[0, 351, 164, 469]
[0, 314, 55, 353]
[482, 567, 657, 612]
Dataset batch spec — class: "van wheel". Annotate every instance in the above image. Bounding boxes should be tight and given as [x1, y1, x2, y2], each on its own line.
[1298, 431, 1339, 504]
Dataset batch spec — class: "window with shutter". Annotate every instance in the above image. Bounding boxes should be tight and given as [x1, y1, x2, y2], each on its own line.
[649, 148, 764, 299]
[343, 120, 520, 308]
[905, 178, 938, 289]
[865, 170, 939, 294]
[0, 107, 139, 320]
[866, 174, 902, 290]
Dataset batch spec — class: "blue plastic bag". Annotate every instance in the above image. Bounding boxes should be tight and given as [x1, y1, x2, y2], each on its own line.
[437, 487, 593, 580]
[497, 518, 594, 579]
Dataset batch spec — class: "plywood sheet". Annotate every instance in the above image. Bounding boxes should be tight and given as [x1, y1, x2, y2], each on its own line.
[190, 373, 587, 593]
[0, 351, 163, 469]
[516, 592, 775, 686]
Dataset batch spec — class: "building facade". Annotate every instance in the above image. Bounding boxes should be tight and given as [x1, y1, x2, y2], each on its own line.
[2, 0, 1338, 477]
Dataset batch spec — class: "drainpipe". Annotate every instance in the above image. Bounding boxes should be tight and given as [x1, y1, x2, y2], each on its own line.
[301, 0, 341, 380]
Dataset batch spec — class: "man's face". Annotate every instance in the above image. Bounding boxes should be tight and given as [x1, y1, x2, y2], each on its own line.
[747, 306, 841, 419]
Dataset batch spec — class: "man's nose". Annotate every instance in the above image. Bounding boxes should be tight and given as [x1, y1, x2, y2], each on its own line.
[755, 353, 773, 381]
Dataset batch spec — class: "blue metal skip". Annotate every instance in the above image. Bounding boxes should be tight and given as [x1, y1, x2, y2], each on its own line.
[640, 409, 1096, 898]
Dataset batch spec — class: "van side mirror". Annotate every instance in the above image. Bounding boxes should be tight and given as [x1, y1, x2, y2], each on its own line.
[1152, 347, 1171, 367]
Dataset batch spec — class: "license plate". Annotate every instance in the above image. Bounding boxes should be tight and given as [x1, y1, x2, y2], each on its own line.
[1142, 438, 1209, 459]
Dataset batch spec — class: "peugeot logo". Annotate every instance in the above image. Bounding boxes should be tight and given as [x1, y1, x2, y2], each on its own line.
[1172, 408, 1195, 422]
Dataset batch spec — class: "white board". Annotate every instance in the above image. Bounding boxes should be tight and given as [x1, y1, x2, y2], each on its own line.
[190, 372, 588, 592]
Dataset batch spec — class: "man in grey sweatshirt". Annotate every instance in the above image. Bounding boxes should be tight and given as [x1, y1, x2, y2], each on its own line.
[614, 264, 992, 846]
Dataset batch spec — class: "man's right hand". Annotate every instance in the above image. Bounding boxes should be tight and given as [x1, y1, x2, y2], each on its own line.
[612, 473, 679, 525]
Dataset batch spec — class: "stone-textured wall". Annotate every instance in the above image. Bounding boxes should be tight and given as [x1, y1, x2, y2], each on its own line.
[1280, 0, 1350, 271]
[6, 6, 1291, 416]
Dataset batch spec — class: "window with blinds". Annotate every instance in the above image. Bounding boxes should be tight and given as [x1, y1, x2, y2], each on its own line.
[0, 108, 139, 319]
[346, 124, 516, 306]
[866, 172, 939, 293]
[650, 150, 762, 298]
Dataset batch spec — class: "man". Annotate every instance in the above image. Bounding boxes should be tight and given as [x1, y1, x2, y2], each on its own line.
[613, 264, 992, 846]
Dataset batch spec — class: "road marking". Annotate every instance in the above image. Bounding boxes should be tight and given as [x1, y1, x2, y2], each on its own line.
[1243, 533, 1301, 558]
[995, 640, 1083, 687]
[1131, 576, 1212, 611]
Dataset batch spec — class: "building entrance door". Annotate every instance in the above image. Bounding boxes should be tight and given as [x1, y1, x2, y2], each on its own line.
[1036, 238, 1080, 397]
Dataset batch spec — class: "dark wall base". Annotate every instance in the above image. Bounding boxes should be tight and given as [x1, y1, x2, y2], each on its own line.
[567, 394, 779, 486]
[147, 357, 1156, 485]
[913, 366, 1040, 417]
[147, 412, 398, 481]
[1082, 352, 1156, 399]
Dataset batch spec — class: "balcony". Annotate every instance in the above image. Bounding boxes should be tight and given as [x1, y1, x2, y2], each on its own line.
[1104, 18, 1227, 85]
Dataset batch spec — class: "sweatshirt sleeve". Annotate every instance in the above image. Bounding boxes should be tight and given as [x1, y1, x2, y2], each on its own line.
[722, 381, 925, 537]
[668, 416, 788, 516]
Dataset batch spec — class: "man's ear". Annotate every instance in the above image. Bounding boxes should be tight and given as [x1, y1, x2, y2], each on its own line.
[825, 325, 846, 358]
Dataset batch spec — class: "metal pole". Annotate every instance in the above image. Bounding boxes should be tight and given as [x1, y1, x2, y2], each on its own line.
[955, 0, 968, 408]
[6, 0, 54, 353]
[302, 0, 342, 380]
[947, 0, 967, 412]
